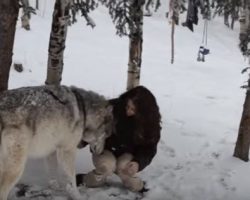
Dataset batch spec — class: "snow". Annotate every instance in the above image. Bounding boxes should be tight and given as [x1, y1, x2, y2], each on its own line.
[9, 1, 250, 199]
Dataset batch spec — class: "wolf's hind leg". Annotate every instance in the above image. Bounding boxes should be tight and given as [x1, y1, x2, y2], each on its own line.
[57, 148, 81, 200]
[0, 128, 29, 200]
[46, 151, 60, 190]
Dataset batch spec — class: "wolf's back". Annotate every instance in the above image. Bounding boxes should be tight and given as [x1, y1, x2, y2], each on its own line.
[0, 86, 70, 110]
[0, 86, 80, 129]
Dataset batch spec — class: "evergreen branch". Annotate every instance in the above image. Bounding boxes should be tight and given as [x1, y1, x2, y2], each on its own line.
[70, 0, 98, 26]
[241, 67, 250, 74]
[100, 0, 160, 36]
[19, 0, 36, 18]
[241, 85, 250, 90]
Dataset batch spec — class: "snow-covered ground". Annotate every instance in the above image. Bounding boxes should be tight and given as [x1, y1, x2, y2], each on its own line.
[9, 1, 250, 200]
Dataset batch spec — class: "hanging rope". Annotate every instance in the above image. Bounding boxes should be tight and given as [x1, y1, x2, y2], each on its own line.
[197, 19, 210, 62]
[202, 19, 208, 46]
[171, 19, 175, 64]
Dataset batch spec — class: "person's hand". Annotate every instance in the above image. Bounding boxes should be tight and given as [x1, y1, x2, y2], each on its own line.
[124, 161, 139, 176]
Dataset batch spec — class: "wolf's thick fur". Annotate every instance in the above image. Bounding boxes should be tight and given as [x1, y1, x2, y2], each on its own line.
[0, 85, 113, 200]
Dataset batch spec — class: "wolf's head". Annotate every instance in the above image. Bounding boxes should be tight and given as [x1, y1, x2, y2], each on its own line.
[71, 87, 113, 155]
[83, 103, 113, 154]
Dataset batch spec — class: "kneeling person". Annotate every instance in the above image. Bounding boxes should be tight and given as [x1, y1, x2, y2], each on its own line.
[77, 86, 161, 193]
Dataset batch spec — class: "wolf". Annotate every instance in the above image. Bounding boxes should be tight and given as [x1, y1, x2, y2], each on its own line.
[0, 85, 113, 200]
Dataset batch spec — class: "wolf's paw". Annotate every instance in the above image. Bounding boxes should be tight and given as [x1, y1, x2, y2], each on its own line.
[66, 183, 83, 200]
[15, 184, 30, 197]
[48, 179, 60, 190]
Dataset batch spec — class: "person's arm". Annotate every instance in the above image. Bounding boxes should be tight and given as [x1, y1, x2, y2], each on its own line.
[132, 144, 157, 171]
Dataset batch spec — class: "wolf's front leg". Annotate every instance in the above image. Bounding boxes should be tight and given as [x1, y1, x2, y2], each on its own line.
[57, 148, 82, 200]
[0, 128, 29, 200]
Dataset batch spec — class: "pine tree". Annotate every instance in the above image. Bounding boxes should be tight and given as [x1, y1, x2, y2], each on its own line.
[212, 0, 241, 29]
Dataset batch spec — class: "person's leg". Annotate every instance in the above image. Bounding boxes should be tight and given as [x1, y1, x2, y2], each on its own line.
[82, 150, 116, 187]
[116, 153, 144, 192]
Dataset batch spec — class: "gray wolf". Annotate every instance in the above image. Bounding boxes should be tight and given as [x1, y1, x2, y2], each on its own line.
[76, 86, 161, 192]
[0, 85, 113, 200]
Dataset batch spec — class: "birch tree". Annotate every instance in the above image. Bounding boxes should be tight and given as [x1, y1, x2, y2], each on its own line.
[45, 0, 98, 85]
[234, 0, 250, 161]
[104, 0, 145, 91]
[0, 0, 19, 92]
[100, 0, 160, 90]
[45, 0, 71, 85]
[126, 0, 144, 90]
[126, 0, 160, 90]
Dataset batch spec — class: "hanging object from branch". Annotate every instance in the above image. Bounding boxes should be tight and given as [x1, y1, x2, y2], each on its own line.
[196, 0, 211, 62]
[197, 19, 210, 62]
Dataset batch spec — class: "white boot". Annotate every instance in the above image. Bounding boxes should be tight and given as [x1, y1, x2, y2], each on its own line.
[83, 170, 106, 188]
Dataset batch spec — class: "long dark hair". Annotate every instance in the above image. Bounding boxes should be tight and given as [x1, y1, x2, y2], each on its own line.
[115, 86, 161, 145]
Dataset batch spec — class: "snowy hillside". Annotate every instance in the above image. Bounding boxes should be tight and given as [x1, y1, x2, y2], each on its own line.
[9, 1, 250, 200]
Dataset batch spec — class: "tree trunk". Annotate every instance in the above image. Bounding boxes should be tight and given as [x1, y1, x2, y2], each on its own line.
[234, 1, 250, 161]
[230, 0, 238, 30]
[0, 0, 19, 92]
[36, 0, 39, 10]
[224, 12, 229, 27]
[45, 0, 71, 85]
[126, 1, 144, 91]
[234, 85, 250, 161]
[230, 16, 235, 30]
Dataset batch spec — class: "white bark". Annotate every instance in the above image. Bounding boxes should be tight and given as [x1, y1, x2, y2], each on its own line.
[45, 0, 72, 85]
[126, 2, 144, 91]
[239, 7, 248, 35]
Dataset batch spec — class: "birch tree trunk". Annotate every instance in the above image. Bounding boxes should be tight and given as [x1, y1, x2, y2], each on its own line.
[126, 1, 144, 91]
[0, 0, 19, 92]
[45, 0, 71, 85]
[234, 1, 250, 161]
